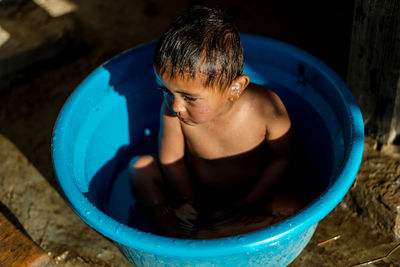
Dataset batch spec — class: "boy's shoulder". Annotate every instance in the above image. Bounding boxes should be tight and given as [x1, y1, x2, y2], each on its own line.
[244, 83, 287, 117]
[243, 83, 291, 141]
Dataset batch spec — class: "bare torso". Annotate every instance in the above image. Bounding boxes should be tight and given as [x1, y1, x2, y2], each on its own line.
[130, 81, 296, 238]
[181, 83, 274, 202]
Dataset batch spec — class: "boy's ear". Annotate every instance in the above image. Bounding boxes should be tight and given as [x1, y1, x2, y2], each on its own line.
[230, 75, 250, 100]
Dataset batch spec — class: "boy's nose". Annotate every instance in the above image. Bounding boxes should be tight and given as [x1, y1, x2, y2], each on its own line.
[172, 98, 185, 113]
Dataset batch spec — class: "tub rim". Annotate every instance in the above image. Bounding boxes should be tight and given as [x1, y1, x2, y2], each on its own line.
[52, 33, 364, 258]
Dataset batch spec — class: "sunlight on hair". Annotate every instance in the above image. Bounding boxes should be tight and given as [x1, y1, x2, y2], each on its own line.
[0, 26, 10, 48]
[33, 0, 77, 17]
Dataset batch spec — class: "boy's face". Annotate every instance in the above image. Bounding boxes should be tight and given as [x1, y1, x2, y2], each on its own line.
[155, 69, 231, 125]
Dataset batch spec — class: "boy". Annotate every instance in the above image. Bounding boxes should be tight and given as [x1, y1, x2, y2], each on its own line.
[129, 6, 302, 238]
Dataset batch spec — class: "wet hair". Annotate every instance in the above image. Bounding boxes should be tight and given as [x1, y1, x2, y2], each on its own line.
[153, 6, 244, 90]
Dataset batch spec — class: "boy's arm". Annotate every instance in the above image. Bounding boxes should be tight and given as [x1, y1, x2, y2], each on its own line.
[240, 93, 292, 206]
[159, 102, 195, 203]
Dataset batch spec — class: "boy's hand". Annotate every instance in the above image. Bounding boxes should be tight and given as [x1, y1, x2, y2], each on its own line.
[174, 201, 199, 224]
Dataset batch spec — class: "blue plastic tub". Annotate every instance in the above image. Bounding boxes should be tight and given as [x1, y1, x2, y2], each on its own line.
[52, 33, 364, 266]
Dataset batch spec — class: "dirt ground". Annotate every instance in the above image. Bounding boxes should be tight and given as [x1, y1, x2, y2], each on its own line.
[1, 0, 400, 266]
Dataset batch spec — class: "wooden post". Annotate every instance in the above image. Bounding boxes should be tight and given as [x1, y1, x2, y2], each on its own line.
[347, 0, 400, 146]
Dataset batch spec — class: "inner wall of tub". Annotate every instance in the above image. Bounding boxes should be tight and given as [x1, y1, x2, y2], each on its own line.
[75, 61, 345, 228]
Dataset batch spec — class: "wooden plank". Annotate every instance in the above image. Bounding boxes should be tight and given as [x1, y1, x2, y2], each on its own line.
[347, 0, 400, 145]
[0, 211, 50, 267]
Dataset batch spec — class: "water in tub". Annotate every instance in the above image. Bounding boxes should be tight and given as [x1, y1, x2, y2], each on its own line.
[104, 87, 329, 240]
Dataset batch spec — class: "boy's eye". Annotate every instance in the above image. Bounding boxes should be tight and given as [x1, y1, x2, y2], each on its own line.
[184, 96, 197, 102]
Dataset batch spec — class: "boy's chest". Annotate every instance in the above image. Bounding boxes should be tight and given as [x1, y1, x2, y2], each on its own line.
[181, 113, 270, 192]
[182, 113, 267, 160]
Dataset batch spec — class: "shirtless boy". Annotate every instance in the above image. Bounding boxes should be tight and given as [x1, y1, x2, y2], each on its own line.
[129, 6, 303, 238]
